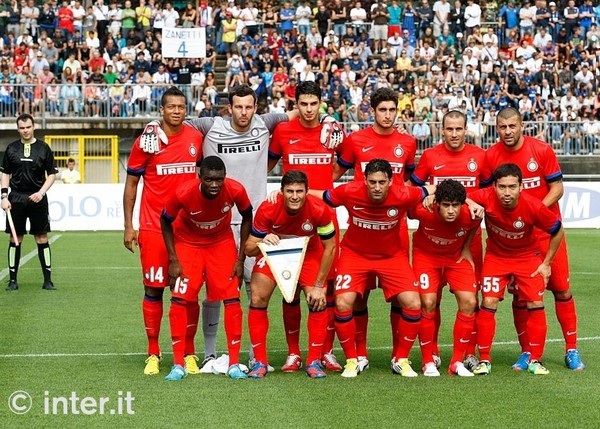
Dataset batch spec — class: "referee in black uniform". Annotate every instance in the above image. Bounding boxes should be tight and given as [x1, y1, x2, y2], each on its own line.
[1, 114, 59, 291]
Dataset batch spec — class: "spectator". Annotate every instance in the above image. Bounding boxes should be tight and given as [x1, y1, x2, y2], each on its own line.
[519, 0, 535, 37]
[463, 0, 480, 36]
[330, 0, 347, 38]
[295, 0, 312, 37]
[60, 76, 81, 116]
[107, 2, 122, 38]
[432, 0, 450, 37]
[499, 0, 519, 44]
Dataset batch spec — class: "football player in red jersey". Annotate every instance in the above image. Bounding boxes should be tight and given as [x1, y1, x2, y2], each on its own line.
[123, 87, 204, 376]
[484, 107, 584, 371]
[268, 81, 344, 372]
[245, 170, 336, 379]
[317, 159, 435, 377]
[160, 156, 253, 381]
[333, 88, 417, 373]
[409, 179, 481, 377]
[410, 110, 489, 371]
[469, 163, 564, 376]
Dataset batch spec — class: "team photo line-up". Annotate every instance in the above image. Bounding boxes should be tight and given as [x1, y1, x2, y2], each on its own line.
[2, 82, 581, 381]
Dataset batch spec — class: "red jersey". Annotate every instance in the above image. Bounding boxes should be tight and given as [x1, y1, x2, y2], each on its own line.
[269, 118, 341, 189]
[411, 143, 488, 191]
[251, 194, 335, 254]
[162, 178, 252, 247]
[410, 204, 481, 258]
[324, 182, 426, 258]
[337, 127, 416, 183]
[469, 187, 561, 258]
[484, 136, 563, 218]
[126, 125, 203, 233]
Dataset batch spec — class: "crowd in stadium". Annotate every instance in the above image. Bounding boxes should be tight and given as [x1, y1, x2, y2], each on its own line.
[1, 0, 600, 152]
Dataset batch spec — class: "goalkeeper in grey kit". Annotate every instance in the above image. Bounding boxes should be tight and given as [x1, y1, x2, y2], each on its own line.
[139, 84, 344, 370]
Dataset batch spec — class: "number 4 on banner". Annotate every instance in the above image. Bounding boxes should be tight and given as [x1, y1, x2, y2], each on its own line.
[178, 41, 188, 56]
[257, 237, 309, 303]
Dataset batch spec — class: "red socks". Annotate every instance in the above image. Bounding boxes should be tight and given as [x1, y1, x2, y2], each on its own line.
[248, 306, 269, 364]
[282, 299, 302, 356]
[143, 294, 163, 356]
[224, 299, 243, 365]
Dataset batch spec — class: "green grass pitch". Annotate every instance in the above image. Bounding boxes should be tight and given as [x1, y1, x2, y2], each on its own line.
[0, 230, 599, 428]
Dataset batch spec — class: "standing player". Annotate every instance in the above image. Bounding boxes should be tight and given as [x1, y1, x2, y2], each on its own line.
[333, 88, 417, 373]
[245, 170, 336, 379]
[267, 81, 344, 373]
[319, 159, 435, 378]
[139, 84, 343, 369]
[484, 107, 584, 371]
[123, 87, 204, 375]
[410, 109, 488, 370]
[469, 163, 564, 375]
[409, 179, 481, 377]
[1, 114, 58, 291]
[160, 156, 252, 380]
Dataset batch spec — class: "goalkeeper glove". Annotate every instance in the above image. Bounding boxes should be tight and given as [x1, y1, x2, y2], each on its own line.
[140, 120, 169, 153]
[319, 115, 345, 149]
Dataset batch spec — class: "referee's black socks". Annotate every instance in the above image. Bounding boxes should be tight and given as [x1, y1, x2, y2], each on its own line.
[37, 242, 52, 282]
[8, 242, 21, 281]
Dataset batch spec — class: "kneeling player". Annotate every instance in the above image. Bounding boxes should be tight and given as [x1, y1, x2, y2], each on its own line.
[161, 156, 253, 380]
[317, 159, 435, 378]
[409, 179, 481, 377]
[245, 171, 336, 379]
[469, 164, 564, 375]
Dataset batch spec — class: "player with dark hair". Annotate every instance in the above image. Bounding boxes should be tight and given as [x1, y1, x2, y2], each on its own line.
[123, 86, 204, 375]
[315, 159, 435, 377]
[410, 109, 488, 371]
[333, 87, 417, 374]
[484, 107, 584, 371]
[408, 179, 481, 377]
[245, 170, 336, 379]
[160, 156, 252, 381]
[267, 80, 345, 373]
[470, 163, 564, 375]
[1, 113, 59, 291]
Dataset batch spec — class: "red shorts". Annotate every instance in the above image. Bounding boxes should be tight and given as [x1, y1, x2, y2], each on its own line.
[253, 251, 323, 287]
[335, 247, 418, 302]
[538, 233, 570, 293]
[412, 249, 478, 295]
[481, 252, 546, 302]
[172, 239, 240, 302]
[138, 230, 169, 289]
[366, 215, 409, 291]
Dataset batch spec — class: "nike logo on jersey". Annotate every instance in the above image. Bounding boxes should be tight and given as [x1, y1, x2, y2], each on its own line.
[190, 210, 203, 215]
[362, 146, 375, 152]
[434, 164, 445, 170]
[273, 225, 282, 229]
[289, 139, 301, 144]
[353, 206, 365, 210]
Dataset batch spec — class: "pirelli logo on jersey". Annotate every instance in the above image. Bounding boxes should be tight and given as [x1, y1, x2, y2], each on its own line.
[352, 216, 398, 230]
[433, 176, 477, 188]
[488, 223, 525, 240]
[191, 214, 227, 230]
[360, 161, 404, 175]
[288, 153, 333, 165]
[218, 141, 261, 154]
[522, 177, 541, 189]
[156, 162, 197, 175]
[423, 232, 457, 246]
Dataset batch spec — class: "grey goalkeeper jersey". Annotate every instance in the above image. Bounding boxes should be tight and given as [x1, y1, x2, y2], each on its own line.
[186, 113, 288, 223]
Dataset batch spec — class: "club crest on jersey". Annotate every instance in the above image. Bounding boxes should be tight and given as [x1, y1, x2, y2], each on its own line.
[302, 221, 313, 232]
[387, 208, 398, 218]
[527, 158, 538, 172]
[456, 229, 466, 237]
[513, 218, 525, 229]
[467, 159, 478, 172]
[189, 144, 197, 157]
[222, 204, 232, 213]
[251, 128, 259, 137]
[394, 145, 404, 158]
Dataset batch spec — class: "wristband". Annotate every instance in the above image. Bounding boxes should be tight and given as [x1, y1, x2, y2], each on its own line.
[39, 190, 46, 197]
[1, 188, 7, 194]
[1, 195, 7, 200]
[314, 282, 325, 289]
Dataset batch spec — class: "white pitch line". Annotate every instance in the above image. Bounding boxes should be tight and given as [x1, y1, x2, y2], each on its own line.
[0, 235, 62, 281]
[0, 336, 598, 358]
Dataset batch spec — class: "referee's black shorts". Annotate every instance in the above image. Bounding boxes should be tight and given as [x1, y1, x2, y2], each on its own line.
[5, 192, 51, 236]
